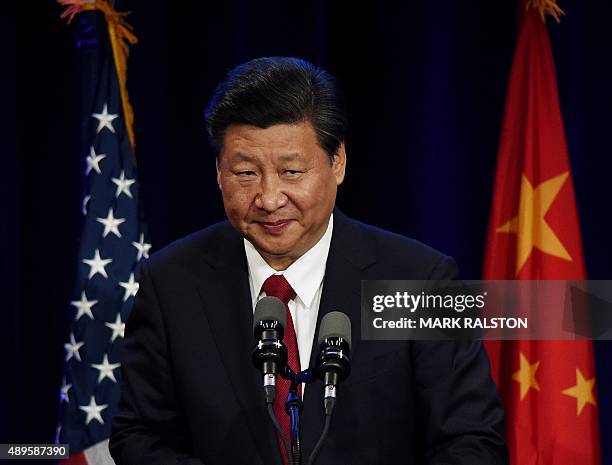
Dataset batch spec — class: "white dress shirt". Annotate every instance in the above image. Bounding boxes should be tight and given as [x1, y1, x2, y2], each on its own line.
[245, 214, 334, 388]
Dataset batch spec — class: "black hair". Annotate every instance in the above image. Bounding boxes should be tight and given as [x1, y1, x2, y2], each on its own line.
[204, 57, 347, 161]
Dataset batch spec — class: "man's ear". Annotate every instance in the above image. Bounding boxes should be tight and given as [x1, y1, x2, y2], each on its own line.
[332, 142, 347, 186]
[215, 157, 222, 190]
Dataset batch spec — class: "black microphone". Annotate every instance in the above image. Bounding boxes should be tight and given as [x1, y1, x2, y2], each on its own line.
[252, 297, 292, 463]
[252, 296, 288, 403]
[308, 312, 351, 465]
[315, 311, 352, 414]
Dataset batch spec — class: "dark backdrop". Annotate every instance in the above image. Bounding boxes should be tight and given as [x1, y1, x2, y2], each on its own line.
[4, 0, 611, 460]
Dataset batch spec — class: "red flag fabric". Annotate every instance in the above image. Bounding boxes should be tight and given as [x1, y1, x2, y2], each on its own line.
[483, 4, 601, 465]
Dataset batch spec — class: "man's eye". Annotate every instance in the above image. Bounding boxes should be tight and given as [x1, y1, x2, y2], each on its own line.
[285, 170, 303, 176]
[237, 171, 255, 177]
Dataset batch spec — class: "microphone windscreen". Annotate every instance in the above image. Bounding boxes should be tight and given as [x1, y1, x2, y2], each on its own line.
[318, 311, 352, 349]
[253, 296, 287, 330]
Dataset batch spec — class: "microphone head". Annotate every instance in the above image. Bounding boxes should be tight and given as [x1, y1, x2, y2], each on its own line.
[252, 296, 287, 376]
[318, 311, 351, 349]
[253, 296, 286, 331]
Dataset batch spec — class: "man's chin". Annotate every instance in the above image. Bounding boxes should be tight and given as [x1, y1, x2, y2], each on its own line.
[249, 239, 295, 258]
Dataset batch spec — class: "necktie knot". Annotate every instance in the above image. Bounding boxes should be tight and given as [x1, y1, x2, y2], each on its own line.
[262, 274, 296, 305]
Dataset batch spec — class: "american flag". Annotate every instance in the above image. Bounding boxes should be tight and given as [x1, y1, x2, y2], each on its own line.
[58, 5, 148, 464]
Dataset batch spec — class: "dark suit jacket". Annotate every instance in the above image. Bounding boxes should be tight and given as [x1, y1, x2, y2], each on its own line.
[110, 210, 508, 465]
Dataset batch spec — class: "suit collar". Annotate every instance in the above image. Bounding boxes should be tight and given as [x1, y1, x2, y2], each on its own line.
[198, 208, 376, 271]
[199, 222, 247, 271]
[329, 208, 376, 271]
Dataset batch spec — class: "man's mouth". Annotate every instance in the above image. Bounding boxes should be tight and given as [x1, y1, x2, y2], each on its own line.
[257, 220, 292, 235]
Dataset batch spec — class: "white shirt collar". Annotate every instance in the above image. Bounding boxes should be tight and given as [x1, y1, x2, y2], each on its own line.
[244, 214, 334, 309]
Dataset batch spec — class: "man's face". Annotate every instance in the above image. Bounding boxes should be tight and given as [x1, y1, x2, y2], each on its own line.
[216, 121, 346, 270]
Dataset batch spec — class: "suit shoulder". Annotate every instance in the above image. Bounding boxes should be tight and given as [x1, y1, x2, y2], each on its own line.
[350, 218, 445, 260]
[145, 220, 236, 272]
[345, 217, 457, 279]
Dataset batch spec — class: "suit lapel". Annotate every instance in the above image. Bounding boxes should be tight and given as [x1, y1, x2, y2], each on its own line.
[301, 210, 376, 456]
[197, 226, 281, 465]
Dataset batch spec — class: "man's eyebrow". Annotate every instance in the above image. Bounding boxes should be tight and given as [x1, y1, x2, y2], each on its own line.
[233, 152, 256, 162]
[277, 152, 303, 161]
[232, 152, 304, 162]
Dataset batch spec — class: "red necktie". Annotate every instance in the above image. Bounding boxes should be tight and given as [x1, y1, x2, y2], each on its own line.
[262, 274, 300, 465]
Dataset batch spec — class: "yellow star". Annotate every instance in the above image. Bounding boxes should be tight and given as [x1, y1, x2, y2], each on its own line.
[496, 171, 572, 275]
[512, 352, 541, 400]
[562, 368, 597, 415]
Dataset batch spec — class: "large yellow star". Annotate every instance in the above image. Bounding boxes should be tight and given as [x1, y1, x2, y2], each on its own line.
[512, 352, 541, 400]
[496, 171, 572, 275]
[562, 368, 597, 415]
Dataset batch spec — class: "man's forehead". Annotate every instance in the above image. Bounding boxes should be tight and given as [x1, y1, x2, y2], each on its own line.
[220, 122, 318, 159]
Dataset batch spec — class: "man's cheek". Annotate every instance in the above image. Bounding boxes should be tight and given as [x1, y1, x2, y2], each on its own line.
[222, 186, 250, 207]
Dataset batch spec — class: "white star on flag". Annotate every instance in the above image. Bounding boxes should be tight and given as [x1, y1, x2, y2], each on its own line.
[82, 195, 91, 215]
[91, 354, 121, 384]
[60, 378, 71, 403]
[85, 147, 106, 175]
[97, 208, 126, 238]
[79, 396, 108, 425]
[119, 273, 139, 302]
[112, 170, 136, 199]
[132, 233, 152, 260]
[70, 291, 98, 320]
[64, 334, 84, 362]
[82, 249, 113, 279]
[105, 313, 125, 342]
[92, 103, 118, 134]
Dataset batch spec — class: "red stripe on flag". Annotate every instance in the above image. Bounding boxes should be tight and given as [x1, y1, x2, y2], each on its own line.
[60, 452, 88, 465]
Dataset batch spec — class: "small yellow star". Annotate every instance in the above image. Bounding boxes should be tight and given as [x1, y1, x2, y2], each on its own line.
[562, 368, 597, 415]
[496, 171, 572, 275]
[512, 352, 541, 400]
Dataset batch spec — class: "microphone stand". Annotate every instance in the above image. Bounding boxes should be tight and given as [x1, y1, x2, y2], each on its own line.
[286, 380, 302, 465]
[284, 368, 315, 465]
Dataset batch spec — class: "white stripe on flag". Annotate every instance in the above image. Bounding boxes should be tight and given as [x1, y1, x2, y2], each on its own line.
[83, 439, 115, 465]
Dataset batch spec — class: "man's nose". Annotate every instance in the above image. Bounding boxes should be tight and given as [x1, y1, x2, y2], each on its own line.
[255, 175, 288, 212]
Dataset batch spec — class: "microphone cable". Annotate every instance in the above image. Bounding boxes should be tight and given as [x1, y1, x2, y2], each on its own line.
[265, 387, 292, 465]
[306, 397, 335, 465]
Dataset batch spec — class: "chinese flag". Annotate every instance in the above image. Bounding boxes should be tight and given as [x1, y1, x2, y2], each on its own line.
[483, 3, 601, 465]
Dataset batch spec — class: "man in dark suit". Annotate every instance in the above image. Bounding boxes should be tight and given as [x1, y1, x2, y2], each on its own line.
[110, 57, 508, 465]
